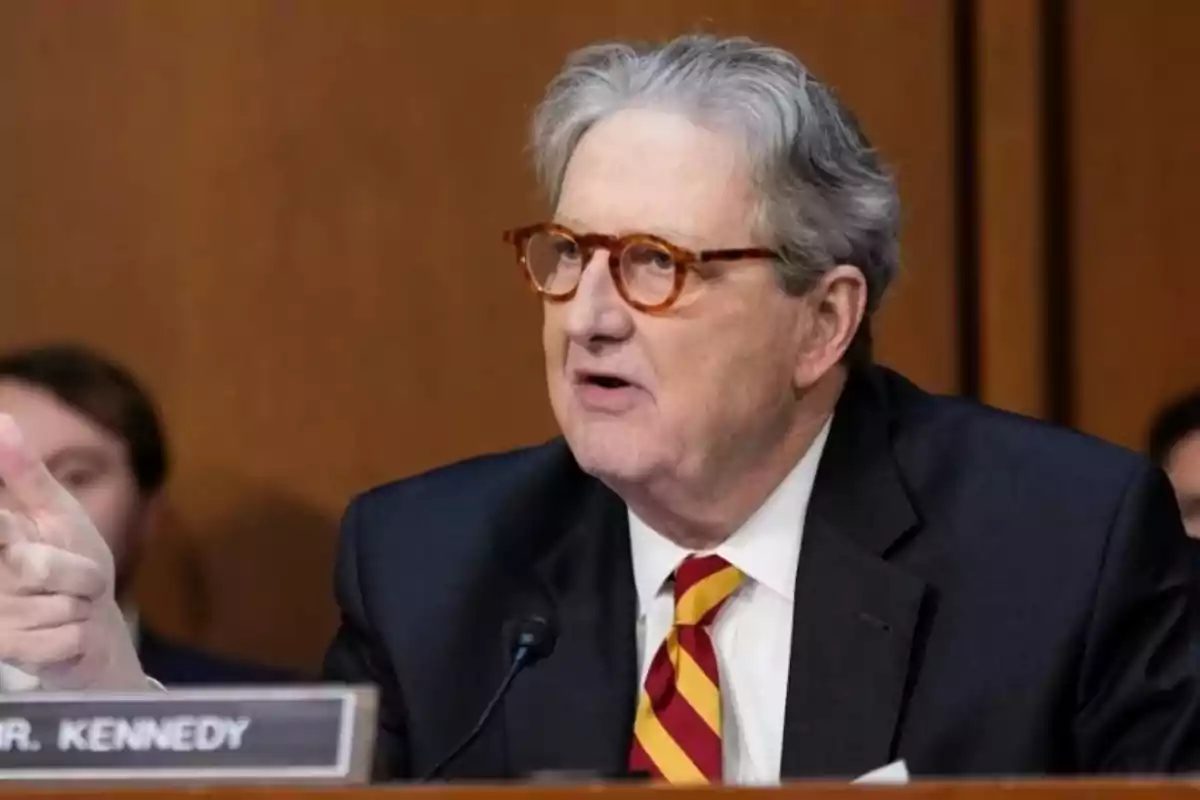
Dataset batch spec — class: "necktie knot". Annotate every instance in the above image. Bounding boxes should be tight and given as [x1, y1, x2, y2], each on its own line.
[673, 554, 744, 628]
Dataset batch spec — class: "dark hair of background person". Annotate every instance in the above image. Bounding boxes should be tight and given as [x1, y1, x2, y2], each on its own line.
[0, 343, 169, 494]
[1147, 389, 1200, 466]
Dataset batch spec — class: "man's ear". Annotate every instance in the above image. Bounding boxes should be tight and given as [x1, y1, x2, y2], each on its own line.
[793, 264, 868, 388]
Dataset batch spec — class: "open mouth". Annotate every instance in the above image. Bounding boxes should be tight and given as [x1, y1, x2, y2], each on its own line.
[579, 373, 633, 390]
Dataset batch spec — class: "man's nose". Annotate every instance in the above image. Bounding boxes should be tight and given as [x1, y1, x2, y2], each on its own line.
[562, 251, 635, 345]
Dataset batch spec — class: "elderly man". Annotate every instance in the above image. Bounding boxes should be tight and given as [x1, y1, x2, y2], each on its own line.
[0, 35, 1198, 784]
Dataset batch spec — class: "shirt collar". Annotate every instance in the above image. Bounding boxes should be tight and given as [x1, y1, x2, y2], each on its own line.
[629, 414, 833, 611]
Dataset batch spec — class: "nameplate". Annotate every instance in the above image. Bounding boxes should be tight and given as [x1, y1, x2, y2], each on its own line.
[0, 685, 377, 785]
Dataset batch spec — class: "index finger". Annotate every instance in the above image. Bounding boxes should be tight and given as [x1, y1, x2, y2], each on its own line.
[0, 414, 75, 519]
[6, 541, 107, 599]
[0, 509, 34, 549]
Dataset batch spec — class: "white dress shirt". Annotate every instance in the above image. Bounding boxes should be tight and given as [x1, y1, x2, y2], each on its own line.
[629, 416, 832, 785]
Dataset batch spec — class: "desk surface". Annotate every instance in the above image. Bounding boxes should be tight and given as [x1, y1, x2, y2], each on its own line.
[2, 779, 1199, 799]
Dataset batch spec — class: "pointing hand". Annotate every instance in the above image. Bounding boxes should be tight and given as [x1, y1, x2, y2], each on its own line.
[0, 414, 149, 690]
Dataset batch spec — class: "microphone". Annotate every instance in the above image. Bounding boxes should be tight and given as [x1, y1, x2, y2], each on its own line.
[420, 615, 557, 782]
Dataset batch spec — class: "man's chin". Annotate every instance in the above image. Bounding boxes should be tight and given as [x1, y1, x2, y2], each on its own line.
[563, 428, 655, 486]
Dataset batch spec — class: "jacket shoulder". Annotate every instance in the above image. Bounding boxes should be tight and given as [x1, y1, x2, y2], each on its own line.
[327, 437, 597, 694]
[348, 437, 579, 527]
[873, 367, 1152, 515]
[334, 437, 587, 590]
[877, 366, 1151, 493]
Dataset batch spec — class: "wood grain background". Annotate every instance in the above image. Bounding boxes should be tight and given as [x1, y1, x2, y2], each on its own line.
[0, 0, 1192, 674]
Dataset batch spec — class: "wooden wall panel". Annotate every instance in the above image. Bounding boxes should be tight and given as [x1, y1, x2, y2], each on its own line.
[1068, 0, 1200, 450]
[974, 0, 1049, 419]
[0, 0, 960, 672]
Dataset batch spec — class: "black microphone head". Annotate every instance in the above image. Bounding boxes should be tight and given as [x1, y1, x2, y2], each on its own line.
[423, 615, 558, 782]
[510, 615, 557, 663]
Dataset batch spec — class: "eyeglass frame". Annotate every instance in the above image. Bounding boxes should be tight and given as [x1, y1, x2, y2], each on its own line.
[502, 221, 781, 312]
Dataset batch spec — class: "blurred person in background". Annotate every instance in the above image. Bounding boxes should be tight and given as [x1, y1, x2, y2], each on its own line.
[1148, 388, 1200, 539]
[0, 343, 295, 687]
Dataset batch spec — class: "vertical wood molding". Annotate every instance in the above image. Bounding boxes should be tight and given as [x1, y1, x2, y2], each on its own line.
[973, 0, 1050, 419]
[953, 0, 980, 399]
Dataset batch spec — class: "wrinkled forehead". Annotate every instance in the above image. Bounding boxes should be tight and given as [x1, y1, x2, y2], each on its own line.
[0, 378, 122, 461]
[555, 108, 760, 248]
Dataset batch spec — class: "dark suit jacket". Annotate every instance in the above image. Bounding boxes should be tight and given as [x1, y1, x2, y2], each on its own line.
[322, 365, 1200, 781]
[138, 626, 299, 686]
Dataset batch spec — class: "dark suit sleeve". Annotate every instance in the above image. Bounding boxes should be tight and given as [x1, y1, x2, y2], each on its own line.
[321, 497, 410, 781]
[1074, 463, 1200, 772]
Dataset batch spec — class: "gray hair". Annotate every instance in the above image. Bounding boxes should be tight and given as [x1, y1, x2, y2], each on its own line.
[530, 34, 900, 360]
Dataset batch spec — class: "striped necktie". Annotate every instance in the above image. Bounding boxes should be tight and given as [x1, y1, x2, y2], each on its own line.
[629, 554, 745, 783]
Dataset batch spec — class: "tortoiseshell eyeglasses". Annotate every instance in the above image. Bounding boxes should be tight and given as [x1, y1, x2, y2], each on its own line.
[502, 222, 780, 312]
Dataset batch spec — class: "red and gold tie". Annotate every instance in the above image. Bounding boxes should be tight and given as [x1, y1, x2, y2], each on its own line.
[629, 554, 745, 783]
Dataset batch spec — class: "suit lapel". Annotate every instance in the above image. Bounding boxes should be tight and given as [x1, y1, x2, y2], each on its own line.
[781, 368, 928, 778]
[502, 473, 638, 779]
